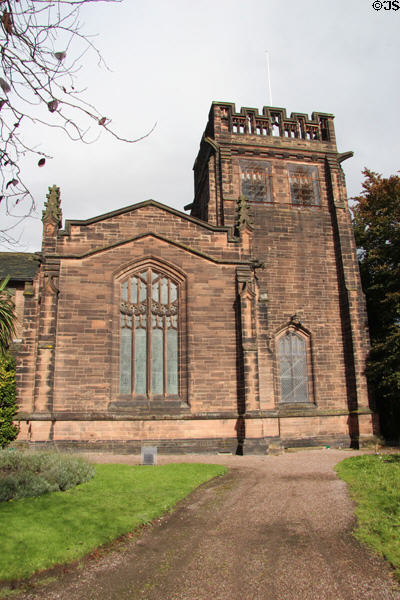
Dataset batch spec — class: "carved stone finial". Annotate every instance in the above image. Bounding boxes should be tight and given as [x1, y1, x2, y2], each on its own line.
[42, 185, 62, 227]
[235, 195, 254, 234]
[289, 314, 302, 328]
[250, 259, 265, 270]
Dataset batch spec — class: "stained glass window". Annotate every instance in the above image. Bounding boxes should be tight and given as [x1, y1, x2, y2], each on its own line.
[288, 164, 320, 206]
[120, 268, 179, 397]
[278, 332, 309, 403]
[239, 160, 272, 203]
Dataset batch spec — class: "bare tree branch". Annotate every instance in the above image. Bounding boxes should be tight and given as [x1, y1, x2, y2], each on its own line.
[0, 0, 155, 245]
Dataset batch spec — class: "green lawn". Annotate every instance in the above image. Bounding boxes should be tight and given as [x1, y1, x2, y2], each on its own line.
[0, 462, 226, 582]
[336, 454, 400, 577]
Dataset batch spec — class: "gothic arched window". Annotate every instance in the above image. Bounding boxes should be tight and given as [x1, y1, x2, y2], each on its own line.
[119, 268, 179, 397]
[278, 331, 309, 403]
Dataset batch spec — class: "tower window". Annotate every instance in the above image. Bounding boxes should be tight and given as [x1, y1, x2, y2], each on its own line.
[239, 160, 272, 203]
[120, 268, 179, 397]
[288, 164, 320, 206]
[278, 332, 309, 403]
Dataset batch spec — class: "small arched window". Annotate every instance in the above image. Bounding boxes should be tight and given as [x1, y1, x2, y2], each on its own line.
[278, 331, 309, 403]
[119, 267, 179, 397]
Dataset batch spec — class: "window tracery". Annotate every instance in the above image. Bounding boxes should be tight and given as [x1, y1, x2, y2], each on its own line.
[278, 331, 310, 403]
[239, 160, 272, 203]
[288, 164, 321, 206]
[119, 268, 179, 397]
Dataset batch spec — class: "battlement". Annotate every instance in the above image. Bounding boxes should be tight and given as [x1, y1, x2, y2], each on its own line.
[205, 102, 336, 146]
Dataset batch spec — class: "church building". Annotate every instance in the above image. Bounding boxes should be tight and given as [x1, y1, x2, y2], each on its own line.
[9, 101, 378, 453]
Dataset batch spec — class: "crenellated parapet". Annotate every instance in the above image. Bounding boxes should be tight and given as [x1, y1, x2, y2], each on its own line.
[204, 102, 336, 146]
[192, 101, 342, 228]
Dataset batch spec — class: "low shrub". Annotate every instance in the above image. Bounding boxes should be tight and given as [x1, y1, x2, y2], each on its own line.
[0, 450, 95, 502]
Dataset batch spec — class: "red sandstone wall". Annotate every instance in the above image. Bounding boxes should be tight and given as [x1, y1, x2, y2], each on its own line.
[56, 203, 238, 259]
[48, 207, 245, 415]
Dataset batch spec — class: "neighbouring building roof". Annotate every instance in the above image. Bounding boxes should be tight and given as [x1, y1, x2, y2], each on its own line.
[0, 252, 40, 282]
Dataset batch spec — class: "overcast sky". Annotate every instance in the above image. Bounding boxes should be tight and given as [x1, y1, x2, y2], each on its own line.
[2, 0, 400, 251]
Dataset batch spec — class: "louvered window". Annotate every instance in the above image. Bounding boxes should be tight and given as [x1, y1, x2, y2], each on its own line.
[120, 268, 178, 397]
[240, 160, 272, 203]
[288, 164, 320, 206]
[278, 332, 309, 403]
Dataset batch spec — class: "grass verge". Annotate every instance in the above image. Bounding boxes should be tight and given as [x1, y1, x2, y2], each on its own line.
[336, 454, 400, 577]
[0, 462, 226, 582]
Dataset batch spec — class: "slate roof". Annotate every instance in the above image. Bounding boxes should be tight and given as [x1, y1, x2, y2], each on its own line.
[0, 252, 40, 282]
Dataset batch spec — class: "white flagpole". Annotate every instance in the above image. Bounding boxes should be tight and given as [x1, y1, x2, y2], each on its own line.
[266, 51, 273, 106]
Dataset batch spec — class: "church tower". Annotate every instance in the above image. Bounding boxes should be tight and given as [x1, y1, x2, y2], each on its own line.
[190, 102, 376, 446]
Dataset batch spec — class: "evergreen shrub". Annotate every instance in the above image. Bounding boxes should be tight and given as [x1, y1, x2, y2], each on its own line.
[0, 352, 18, 448]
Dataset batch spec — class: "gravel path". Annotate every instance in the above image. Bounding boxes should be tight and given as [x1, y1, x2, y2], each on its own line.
[11, 449, 400, 600]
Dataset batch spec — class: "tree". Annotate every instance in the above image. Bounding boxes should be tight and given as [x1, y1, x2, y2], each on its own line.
[0, 0, 155, 244]
[352, 169, 400, 442]
[0, 276, 16, 354]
